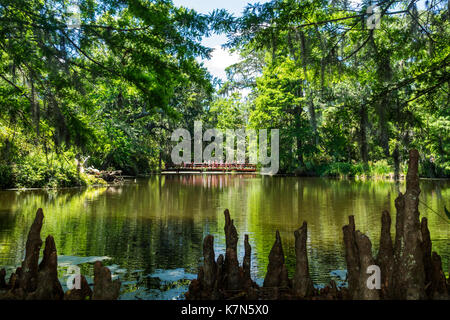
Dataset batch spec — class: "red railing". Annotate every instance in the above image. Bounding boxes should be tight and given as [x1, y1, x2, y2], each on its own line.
[164, 162, 257, 172]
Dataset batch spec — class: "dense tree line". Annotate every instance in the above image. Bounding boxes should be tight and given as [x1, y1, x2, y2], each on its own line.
[0, 0, 227, 187]
[220, 0, 449, 176]
[0, 0, 448, 188]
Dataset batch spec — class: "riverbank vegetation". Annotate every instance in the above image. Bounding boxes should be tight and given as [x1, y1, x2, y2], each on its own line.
[0, 0, 449, 188]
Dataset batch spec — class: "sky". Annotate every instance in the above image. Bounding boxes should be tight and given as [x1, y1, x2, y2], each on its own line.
[172, 0, 271, 81]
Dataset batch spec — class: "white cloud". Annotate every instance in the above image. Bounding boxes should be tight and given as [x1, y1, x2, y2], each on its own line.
[201, 46, 241, 81]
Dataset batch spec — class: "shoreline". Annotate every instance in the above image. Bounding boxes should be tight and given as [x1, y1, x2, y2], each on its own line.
[1, 174, 448, 192]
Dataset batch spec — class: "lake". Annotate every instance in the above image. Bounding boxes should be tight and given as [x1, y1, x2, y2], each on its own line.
[0, 175, 448, 299]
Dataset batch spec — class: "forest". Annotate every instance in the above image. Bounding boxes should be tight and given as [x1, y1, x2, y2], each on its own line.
[0, 0, 449, 189]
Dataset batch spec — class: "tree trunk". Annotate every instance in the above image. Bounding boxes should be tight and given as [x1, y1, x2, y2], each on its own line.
[393, 145, 400, 180]
[359, 104, 369, 164]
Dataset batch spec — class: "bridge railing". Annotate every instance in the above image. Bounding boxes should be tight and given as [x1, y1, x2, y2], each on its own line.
[165, 163, 257, 171]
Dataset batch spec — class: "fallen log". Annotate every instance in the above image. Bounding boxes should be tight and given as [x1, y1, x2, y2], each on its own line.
[100, 170, 123, 183]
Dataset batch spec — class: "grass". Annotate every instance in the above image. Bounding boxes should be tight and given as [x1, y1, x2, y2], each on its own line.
[300, 160, 402, 179]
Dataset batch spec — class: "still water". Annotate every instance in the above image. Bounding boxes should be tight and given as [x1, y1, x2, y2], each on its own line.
[0, 175, 448, 299]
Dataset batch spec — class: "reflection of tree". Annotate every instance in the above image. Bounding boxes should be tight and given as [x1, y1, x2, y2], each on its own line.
[164, 174, 250, 189]
[244, 178, 450, 283]
[0, 187, 108, 266]
[0, 176, 448, 288]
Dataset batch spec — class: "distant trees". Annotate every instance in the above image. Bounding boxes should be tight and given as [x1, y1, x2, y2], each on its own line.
[0, 0, 220, 186]
[0, 0, 448, 188]
[220, 0, 449, 176]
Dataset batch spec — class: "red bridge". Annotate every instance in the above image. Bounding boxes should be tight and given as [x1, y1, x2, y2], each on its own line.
[163, 162, 257, 173]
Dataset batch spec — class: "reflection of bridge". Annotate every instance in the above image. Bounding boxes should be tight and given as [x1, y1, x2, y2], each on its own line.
[163, 163, 257, 173]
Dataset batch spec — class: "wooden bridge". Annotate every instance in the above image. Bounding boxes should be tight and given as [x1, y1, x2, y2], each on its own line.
[162, 162, 257, 173]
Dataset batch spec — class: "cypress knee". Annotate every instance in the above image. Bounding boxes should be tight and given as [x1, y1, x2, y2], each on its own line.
[19, 208, 44, 293]
[202, 235, 217, 290]
[243, 235, 252, 284]
[355, 231, 380, 300]
[421, 217, 433, 297]
[343, 215, 360, 298]
[92, 261, 121, 300]
[0, 269, 6, 289]
[293, 222, 314, 298]
[429, 252, 448, 300]
[376, 210, 393, 299]
[30, 235, 64, 300]
[223, 209, 241, 290]
[392, 150, 426, 300]
[263, 230, 289, 288]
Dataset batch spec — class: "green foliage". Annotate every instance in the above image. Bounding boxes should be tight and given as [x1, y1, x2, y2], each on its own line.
[370, 160, 392, 177]
[0, 0, 218, 187]
[12, 151, 92, 189]
[220, 0, 449, 176]
[0, 0, 449, 189]
[0, 163, 14, 189]
[209, 92, 247, 129]
[321, 162, 357, 177]
[315, 160, 391, 178]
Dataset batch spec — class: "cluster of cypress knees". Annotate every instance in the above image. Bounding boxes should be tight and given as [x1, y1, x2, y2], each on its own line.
[186, 150, 449, 300]
[0, 150, 448, 300]
[0, 208, 121, 300]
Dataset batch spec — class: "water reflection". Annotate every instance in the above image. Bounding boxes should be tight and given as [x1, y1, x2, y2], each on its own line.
[0, 175, 448, 299]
